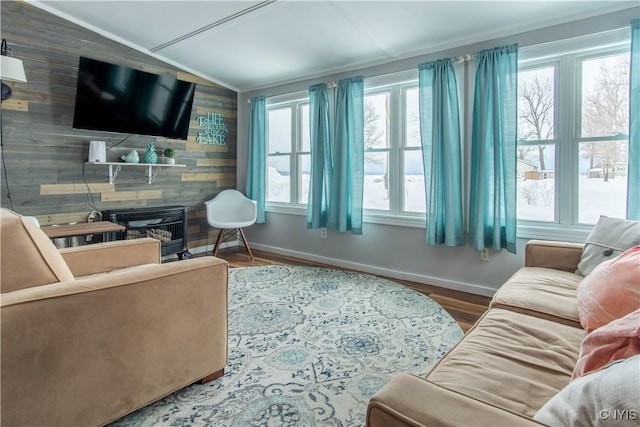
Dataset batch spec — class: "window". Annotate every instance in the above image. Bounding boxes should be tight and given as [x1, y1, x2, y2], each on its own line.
[363, 91, 391, 210]
[266, 101, 310, 205]
[578, 53, 629, 224]
[404, 88, 426, 213]
[517, 31, 631, 232]
[517, 65, 556, 222]
[265, 72, 425, 225]
[363, 77, 425, 218]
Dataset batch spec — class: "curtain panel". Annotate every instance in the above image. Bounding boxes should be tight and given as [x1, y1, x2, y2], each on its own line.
[418, 58, 465, 246]
[628, 18, 640, 220]
[246, 96, 266, 223]
[468, 44, 519, 254]
[306, 83, 333, 229]
[328, 76, 365, 235]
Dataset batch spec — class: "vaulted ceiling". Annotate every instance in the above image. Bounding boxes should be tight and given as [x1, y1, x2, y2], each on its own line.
[32, 1, 638, 91]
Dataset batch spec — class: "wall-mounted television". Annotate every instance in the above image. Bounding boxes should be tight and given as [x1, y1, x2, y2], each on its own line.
[72, 57, 195, 140]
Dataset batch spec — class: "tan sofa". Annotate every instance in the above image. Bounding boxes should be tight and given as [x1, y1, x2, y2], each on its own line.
[0, 208, 229, 426]
[367, 240, 588, 427]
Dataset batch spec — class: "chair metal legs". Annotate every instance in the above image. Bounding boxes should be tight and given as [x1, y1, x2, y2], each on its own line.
[212, 228, 254, 261]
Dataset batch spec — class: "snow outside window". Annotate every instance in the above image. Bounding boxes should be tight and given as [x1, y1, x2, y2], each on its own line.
[517, 38, 631, 230]
[266, 102, 310, 205]
[265, 77, 425, 224]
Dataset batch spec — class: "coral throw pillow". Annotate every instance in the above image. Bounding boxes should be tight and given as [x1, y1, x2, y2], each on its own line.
[576, 245, 640, 333]
[572, 308, 640, 380]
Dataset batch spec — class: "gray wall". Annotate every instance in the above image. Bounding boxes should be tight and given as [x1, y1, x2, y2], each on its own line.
[236, 8, 637, 296]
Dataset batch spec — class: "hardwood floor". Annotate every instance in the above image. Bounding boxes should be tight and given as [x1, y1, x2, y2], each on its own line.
[214, 247, 491, 332]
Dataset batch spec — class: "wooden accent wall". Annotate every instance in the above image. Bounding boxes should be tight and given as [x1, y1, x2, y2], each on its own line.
[1, 1, 237, 252]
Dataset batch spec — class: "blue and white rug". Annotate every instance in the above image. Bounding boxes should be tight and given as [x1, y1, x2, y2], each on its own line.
[113, 266, 463, 426]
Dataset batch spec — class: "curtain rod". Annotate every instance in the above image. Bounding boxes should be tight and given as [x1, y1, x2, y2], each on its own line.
[248, 81, 336, 103]
[451, 54, 475, 64]
[246, 56, 475, 104]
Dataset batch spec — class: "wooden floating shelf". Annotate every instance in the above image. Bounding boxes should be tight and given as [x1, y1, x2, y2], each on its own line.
[85, 162, 186, 184]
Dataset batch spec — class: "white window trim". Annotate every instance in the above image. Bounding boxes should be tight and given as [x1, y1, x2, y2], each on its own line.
[266, 201, 428, 228]
[515, 33, 631, 241]
[266, 99, 310, 205]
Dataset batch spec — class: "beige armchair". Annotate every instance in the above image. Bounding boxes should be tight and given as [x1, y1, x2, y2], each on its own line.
[0, 208, 229, 427]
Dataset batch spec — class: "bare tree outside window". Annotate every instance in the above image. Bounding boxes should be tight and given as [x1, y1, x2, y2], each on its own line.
[581, 54, 629, 182]
[364, 100, 385, 149]
[518, 73, 554, 170]
[517, 51, 630, 224]
[363, 93, 390, 210]
[517, 66, 555, 221]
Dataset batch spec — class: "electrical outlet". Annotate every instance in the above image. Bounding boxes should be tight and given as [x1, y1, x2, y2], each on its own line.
[320, 228, 327, 239]
[480, 248, 490, 262]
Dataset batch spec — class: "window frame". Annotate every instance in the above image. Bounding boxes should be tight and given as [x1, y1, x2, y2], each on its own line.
[265, 94, 310, 209]
[362, 73, 428, 226]
[516, 60, 560, 225]
[265, 71, 428, 227]
[516, 29, 631, 241]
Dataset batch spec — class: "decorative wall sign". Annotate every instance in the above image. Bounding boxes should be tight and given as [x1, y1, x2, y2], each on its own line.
[197, 112, 228, 145]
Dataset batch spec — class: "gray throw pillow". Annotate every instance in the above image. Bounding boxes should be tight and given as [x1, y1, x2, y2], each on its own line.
[533, 355, 640, 427]
[576, 216, 640, 276]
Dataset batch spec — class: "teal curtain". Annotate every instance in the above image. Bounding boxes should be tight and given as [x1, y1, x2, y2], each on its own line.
[246, 96, 266, 223]
[418, 58, 465, 246]
[469, 44, 518, 254]
[307, 83, 333, 229]
[328, 76, 364, 234]
[628, 18, 640, 220]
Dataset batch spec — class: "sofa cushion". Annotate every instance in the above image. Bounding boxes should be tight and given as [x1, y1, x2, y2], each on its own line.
[576, 246, 640, 332]
[572, 308, 640, 380]
[426, 308, 585, 418]
[534, 354, 640, 427]
[576, 216, 640, 277]
[0, 208, 74, 293]
[490, 267, 582, 326]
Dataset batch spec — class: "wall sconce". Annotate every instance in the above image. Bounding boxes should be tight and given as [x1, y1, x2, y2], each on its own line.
[1, 39, 27, 101]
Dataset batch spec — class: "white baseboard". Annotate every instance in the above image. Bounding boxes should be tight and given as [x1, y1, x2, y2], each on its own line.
[249, 242, 497, 297]
[163, 240, 239, 261]
[189, 240, 239, 256]
[187, 240, 496, 297]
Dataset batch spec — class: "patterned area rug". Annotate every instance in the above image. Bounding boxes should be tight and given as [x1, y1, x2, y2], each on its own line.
[112, 266, 463, 426]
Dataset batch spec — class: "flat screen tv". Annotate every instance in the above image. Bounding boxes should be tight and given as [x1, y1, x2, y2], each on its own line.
[72, 57, 195, 140]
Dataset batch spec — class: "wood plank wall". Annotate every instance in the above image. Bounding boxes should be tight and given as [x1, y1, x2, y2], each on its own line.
[1, 1, 238, 252]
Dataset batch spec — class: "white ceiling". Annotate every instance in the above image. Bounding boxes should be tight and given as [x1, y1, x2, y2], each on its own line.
[31, 0, 638, 92]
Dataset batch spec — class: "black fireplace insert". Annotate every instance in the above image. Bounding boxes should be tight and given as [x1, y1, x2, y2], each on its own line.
[102, 205, 191, 259]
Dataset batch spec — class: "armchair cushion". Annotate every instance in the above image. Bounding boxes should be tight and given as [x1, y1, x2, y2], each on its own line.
[1, 208, 74, 292]
[60, 238, 161, 277]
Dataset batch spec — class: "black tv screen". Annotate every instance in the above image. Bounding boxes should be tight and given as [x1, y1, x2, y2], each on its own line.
[72, 57, 195, 140]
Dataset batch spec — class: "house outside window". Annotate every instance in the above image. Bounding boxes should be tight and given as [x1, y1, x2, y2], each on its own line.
[517, 29, 631, 237]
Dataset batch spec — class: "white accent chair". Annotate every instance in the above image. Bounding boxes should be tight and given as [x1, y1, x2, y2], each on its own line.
[205, 189, 257, 260]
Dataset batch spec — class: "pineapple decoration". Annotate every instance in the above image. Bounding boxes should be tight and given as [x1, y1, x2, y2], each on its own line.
[143, 142, 158, 164]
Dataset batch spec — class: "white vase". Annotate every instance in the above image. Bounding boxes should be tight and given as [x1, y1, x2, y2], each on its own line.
[166, 158, 175, 165]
